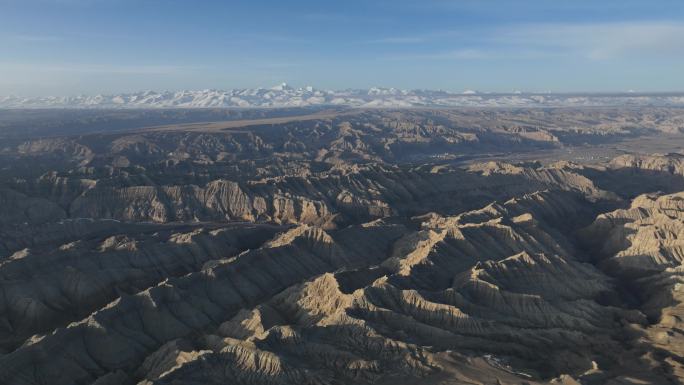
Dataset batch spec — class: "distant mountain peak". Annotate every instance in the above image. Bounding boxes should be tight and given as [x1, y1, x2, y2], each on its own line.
[1, 87, 683, 109]
[271, 82, 292, 91]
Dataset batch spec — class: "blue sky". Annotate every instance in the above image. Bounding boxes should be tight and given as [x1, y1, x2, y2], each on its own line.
[1, 0, 683, 96]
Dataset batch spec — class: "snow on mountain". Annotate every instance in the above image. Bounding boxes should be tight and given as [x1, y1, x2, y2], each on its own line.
[2, 84, 684, 109]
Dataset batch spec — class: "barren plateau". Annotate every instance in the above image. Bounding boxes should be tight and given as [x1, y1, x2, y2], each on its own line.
[1, 107, 684, 385]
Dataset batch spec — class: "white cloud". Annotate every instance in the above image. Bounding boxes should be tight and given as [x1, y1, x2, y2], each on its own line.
[499, 21, 684, 60]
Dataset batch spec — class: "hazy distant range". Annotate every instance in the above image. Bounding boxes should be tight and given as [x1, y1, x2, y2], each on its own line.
[3, 83, 684, 109]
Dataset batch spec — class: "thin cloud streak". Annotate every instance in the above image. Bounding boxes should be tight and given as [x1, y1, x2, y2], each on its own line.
[500, 21, 684, 60]
[9, 35, 63, 42]
[366, 37, 426, 44]
[385, 49, 491, 61]
[373, 21, 684, 62]
[0, 63, 204, 75]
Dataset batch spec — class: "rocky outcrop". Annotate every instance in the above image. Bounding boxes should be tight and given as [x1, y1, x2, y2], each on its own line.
[0, 221, 407, 385]
[69, 181, 332, 225]
[0, 188, 646, 385]
[3, 107, 684, 384]
[0, 223, 283, 354]
[582, 192, 684, 275]
[3, 158, 609, 230]
[580, 191, 684, 381]
[609, 153, 684, 175]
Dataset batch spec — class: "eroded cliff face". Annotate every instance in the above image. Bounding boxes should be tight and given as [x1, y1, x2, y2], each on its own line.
[0, 186, 670, 385]
[1, 160, 609, 230]
[1, 109, 684, 384]
[0, 222, 284, 354]
[581, 191, 684, 380]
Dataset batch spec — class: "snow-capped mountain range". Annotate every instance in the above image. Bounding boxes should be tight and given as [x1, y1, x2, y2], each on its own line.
[2, 83, 684, 109]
